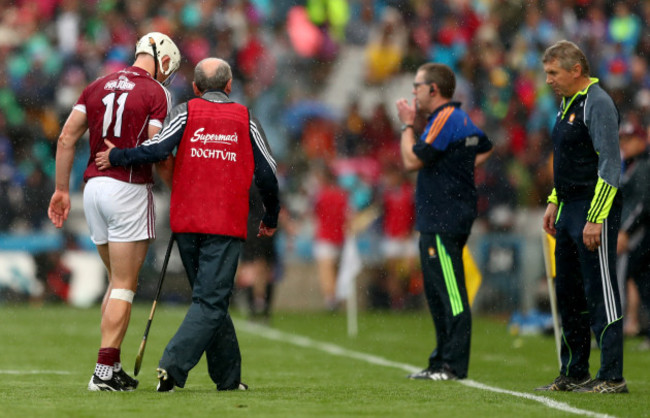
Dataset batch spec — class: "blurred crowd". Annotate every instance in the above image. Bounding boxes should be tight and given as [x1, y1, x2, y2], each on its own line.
[1, 0, 649, 310]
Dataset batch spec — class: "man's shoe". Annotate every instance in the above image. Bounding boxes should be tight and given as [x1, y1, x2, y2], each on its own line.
[88, 373, 129, 391]
[218, 382, 249, 391]
[156, 368, 175, 392]
[114, 368, 139, 390]
[574, 378, 629, 394]
[535, 374, 591, 391]
[407, 368, 457, 381]
[408, 369, 435, 380]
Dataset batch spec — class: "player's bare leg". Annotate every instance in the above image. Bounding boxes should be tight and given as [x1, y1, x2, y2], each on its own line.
[89, 240, 148, 391]
[96, 244, 112, 316]
[101, 240, 149, 348]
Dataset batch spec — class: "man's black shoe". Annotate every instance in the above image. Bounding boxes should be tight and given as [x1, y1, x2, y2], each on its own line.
[535, 374, 591, 391]
[574, 378, 629, 393]
[218, 382, 249, 391]
[408, 366, 458, 381]
[156, 368, 175, 392]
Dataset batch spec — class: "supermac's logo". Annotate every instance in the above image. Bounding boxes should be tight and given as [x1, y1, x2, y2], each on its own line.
[191, 128, 238, 145]
[104, 75, 135, 91]
[568, 113, 575, 123]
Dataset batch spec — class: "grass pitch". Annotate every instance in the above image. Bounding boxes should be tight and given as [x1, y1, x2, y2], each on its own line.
[1, 304, 648, 417]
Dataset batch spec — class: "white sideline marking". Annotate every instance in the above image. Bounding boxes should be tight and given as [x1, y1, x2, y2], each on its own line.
[237, 321, 615, 418]
[0, 370, 71, 375]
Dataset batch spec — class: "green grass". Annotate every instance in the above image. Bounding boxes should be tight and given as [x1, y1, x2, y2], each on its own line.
[1, 304, 648, 417]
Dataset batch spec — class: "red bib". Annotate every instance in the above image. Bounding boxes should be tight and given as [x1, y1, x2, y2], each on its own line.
[170, 99, 254, 238]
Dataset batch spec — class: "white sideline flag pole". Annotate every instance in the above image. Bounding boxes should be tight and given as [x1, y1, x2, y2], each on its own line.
[346, 271, 358, 337]
[541, 230, 562, 369]
[336, 235, 361, 337]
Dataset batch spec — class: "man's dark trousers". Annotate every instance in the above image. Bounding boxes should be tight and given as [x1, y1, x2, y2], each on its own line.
[159, 233, 243, 390]
[419, 232, 471, 378]
[554, 198, 623, 380]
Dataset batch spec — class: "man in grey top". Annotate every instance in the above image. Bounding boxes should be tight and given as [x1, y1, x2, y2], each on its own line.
[538, 40, 627, 394]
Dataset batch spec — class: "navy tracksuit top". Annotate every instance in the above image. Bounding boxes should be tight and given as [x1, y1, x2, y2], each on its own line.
[412, 102, 492, 235]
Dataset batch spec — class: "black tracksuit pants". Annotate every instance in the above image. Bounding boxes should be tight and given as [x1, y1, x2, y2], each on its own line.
[554, 199, 624, 381]
[159, 233, 243, 390]
[419, 232, 471, 379]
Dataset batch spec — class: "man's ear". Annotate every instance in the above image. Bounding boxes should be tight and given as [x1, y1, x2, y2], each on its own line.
[572, 63, 583, 79]
[192, 82, 202, 97]
[161, 55, 171, 73]
[225, 79, 232, 95]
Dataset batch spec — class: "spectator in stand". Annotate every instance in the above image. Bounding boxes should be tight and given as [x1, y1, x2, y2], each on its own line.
[616, 122, 650, 348]
[364, 7, 406, 85]
[361, 103, 398, 161]
[22, 164, 53, 230]
[0, 131, 20, 231]
[312, 163, 349, 311]
[340, 99, 365, 156]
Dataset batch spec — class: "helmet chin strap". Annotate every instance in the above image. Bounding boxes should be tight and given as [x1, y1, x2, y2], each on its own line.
[149, 37, 159, 81]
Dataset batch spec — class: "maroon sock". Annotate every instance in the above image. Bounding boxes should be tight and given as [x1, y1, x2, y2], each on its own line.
[97, 347, 120, 367]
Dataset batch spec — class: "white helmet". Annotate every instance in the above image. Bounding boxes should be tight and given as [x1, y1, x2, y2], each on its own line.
[135, 32, 181, 83]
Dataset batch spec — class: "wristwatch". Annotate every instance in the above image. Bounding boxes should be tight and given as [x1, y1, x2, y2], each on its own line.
[400, 124, 414, 132]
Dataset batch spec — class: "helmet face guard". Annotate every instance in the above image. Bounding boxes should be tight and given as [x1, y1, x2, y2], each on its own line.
[135, 32, 180, 85]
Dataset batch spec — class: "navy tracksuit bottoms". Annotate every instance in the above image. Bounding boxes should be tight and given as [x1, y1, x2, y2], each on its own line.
[554, 198, 624, 381]
[419, 232, 471, 379]
[159, 233, 243, 390]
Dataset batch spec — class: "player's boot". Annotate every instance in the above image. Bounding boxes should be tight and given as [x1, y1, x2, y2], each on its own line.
[114, 368, 139, 390]
[88, 373, 129, 391]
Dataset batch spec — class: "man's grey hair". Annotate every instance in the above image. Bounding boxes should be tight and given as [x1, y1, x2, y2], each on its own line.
[542, 40, 590, 77]
[194, 58, 232, 92]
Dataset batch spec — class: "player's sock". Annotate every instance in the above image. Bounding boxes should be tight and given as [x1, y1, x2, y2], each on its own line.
[113, 349, 122, 372]
[96, 347, 120, 380]
[94, 363, 113, 380]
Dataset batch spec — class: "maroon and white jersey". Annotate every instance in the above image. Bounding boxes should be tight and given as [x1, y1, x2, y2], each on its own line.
[75, 66, 172, 184]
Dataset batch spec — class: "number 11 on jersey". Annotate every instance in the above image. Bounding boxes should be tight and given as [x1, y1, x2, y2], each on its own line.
[102, 92, 129, 138]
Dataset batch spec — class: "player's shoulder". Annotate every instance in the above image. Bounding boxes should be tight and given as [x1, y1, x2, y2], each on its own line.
[443, 104, 475, 130]
[586, 83, 615, 109]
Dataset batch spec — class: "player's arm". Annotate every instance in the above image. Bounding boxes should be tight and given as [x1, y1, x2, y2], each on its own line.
[96, 103, 187, 169]
[48, 109, 88, 228]
[148, 124, 175, 188]
[250, 116, 280, 236]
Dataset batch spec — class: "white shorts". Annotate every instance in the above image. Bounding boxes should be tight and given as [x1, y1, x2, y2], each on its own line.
[381, 236, 418, 259]
[313, 240, 342, 261]
[83, 177, 155, 245]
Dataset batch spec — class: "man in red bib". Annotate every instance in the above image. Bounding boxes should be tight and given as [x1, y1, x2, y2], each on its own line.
[96, 58, 280, 392]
